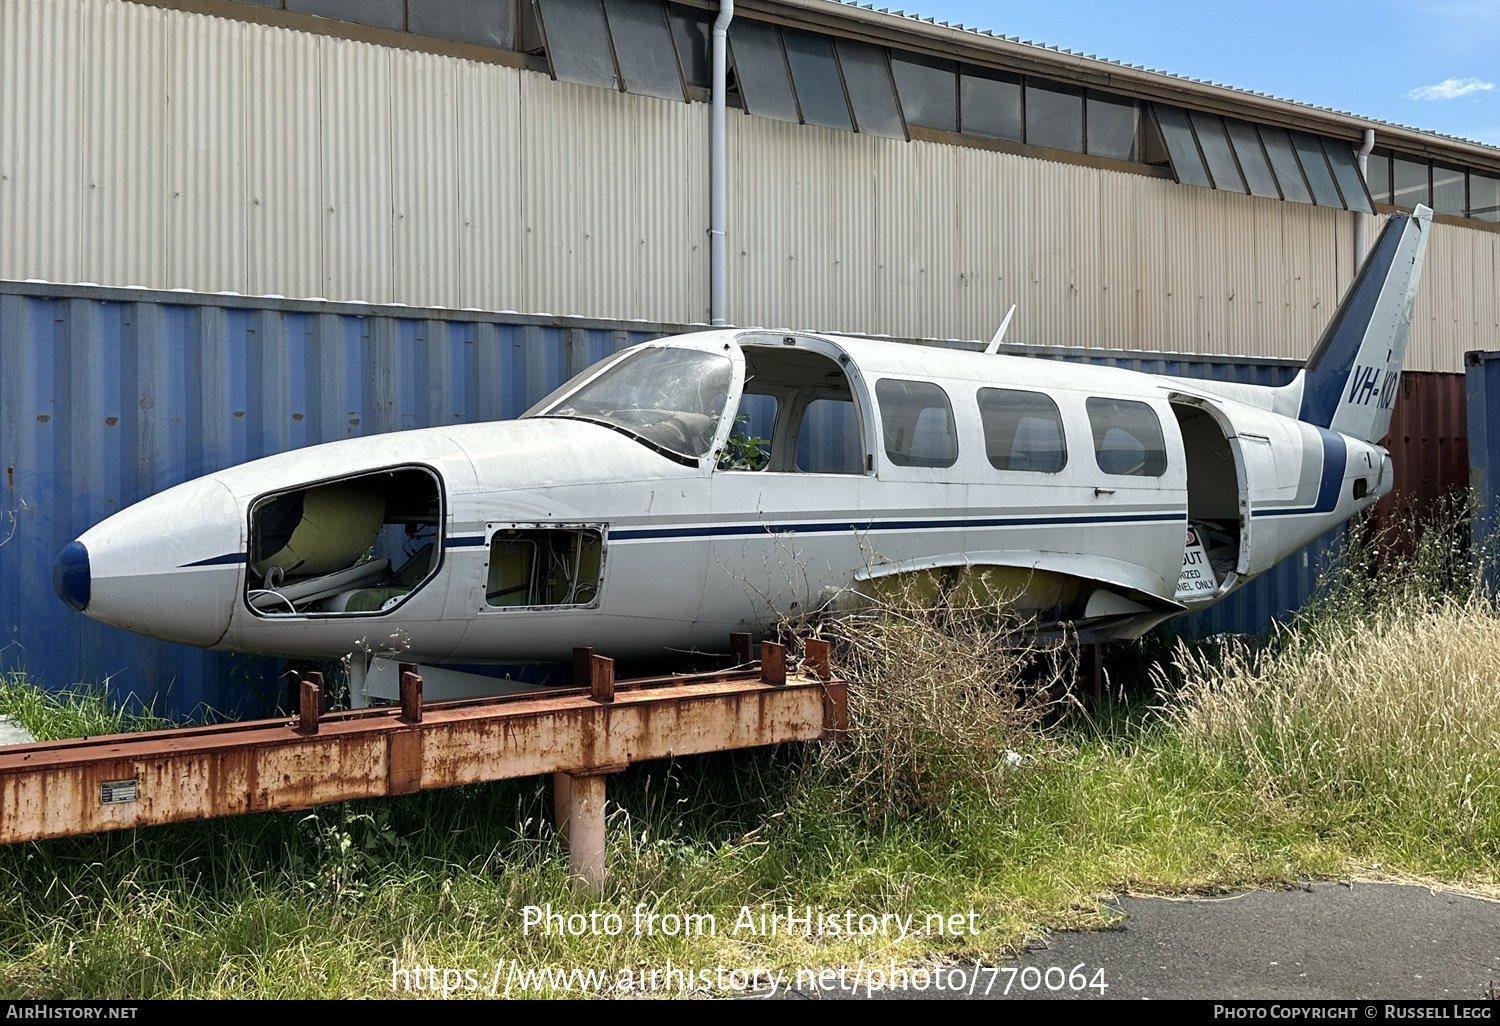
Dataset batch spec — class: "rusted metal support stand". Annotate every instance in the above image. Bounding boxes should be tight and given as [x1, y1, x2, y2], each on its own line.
[298, 672, 323, 735]
[0, 634, 847, 892]
[398, 663, 423, 724]
[760, 641, 786, 685]
[554, 771, 614, 893]
[803, 637, 831, 680]
[729, 632, 753, 666]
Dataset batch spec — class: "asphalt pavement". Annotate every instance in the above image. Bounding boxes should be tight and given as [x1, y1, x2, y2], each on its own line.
[775, 882, 1500, 1000]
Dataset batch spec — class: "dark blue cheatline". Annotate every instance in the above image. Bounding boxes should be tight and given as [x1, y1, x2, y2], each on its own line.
[179, 553, 249, 568]
[610, 511, 1184, 542]
[52, 542, 91, 613]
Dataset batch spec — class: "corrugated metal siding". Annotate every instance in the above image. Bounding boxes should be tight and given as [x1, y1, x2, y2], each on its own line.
[455, 55, 522, 312]
[1, 0, 1496, 369]
[1369, 371, 1469, 551]
[82, 0, 169, 291]
[0, 280, 1361, 717]
[246, 21, 323, 300]
[522, 75, 707, 322]
[321, 34, 395, 304]
[1466, 351, 1500, 568]
[168, 10, 248, 294]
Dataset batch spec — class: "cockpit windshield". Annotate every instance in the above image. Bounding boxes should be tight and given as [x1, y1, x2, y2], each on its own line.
[532, 347, 734, 461]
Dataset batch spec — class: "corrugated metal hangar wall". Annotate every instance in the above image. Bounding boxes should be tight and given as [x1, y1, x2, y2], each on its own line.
[1, 0, 1497, 370]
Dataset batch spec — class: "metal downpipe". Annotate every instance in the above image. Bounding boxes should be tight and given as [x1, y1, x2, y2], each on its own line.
[710, 0, 733, 326]
[1355, 129, 1376, 267]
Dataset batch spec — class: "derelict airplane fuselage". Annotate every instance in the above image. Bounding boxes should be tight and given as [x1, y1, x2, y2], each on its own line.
[54, 209, 1433, 704]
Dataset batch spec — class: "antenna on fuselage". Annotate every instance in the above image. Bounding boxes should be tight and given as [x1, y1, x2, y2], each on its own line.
[984, 304, 1017, 355]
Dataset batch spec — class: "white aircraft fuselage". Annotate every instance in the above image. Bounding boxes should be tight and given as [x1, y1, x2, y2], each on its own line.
[53, 208, 1434, 699]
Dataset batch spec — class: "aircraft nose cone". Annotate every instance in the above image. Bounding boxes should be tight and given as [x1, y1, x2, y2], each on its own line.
[72, 477, 242, 648]
[53, 540, 91, 612]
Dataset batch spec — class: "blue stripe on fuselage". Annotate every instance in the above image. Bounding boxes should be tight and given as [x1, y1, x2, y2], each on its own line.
[611, 511, 1183, 541]
[180, 552, 248, 567]
[1250, 429, 1346, 518]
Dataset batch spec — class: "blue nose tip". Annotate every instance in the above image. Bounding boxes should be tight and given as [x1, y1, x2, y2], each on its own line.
[53, 541, 91, 612]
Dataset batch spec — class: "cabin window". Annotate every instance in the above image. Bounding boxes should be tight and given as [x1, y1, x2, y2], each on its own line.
[486, 527, 604, 608]
[1087, 398, 1168, 477]
[977, 388, 1067, 472]
[247, 467, 442, 617]
[535, 345, 732, 462]
[876, 379, 958, 469]
[796, 398, 864, 473]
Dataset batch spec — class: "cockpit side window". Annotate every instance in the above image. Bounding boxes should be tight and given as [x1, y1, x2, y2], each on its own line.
[720, 393, 778, 471]
[722, 344, 867, 474]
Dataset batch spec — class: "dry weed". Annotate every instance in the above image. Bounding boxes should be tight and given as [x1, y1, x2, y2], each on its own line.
[799, 569, 1076, 822]
[1160, 595, 1500, 837]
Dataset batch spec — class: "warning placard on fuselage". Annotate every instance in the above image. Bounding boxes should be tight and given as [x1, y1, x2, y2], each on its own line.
[1175, 526, 1218, 601]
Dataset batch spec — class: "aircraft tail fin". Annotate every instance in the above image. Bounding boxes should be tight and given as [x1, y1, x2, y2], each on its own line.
[1284, 204, 1432, 442]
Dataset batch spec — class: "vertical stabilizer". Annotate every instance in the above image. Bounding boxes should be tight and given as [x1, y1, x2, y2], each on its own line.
[1288, 205, 1432, 442]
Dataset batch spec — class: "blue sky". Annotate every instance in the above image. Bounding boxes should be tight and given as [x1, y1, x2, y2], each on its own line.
[886, 1, 1500, 145]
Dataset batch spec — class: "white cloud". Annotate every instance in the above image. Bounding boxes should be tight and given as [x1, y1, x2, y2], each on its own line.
[1406, 77, 1496, 99]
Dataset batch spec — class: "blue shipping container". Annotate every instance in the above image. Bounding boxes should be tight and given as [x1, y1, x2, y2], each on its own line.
[1466, 350, 1500, 576]
[0, 281, 1341, 716]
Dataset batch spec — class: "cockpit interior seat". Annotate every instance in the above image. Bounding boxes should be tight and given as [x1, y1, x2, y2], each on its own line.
[321, 544, 436, 614]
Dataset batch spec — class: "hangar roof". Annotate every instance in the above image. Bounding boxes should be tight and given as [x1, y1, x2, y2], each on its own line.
[734, 0, 1500, 171]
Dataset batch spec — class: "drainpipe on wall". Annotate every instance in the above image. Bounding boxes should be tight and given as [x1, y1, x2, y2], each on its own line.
[1354, 129, 1376, 268]
[709, 0, 734, 326]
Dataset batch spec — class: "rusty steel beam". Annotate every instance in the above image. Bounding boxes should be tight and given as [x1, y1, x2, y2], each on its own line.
[0, 671, 843, 846]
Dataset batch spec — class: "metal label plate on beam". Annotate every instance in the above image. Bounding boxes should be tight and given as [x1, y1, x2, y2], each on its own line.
[100, 779, 138, 805]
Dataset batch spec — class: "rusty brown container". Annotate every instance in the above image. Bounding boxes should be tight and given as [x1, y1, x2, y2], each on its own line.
[1371, 371, 1469, 552]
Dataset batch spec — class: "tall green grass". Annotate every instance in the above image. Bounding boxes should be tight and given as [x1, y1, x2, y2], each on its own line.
[1159, 495, 1500, 868]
